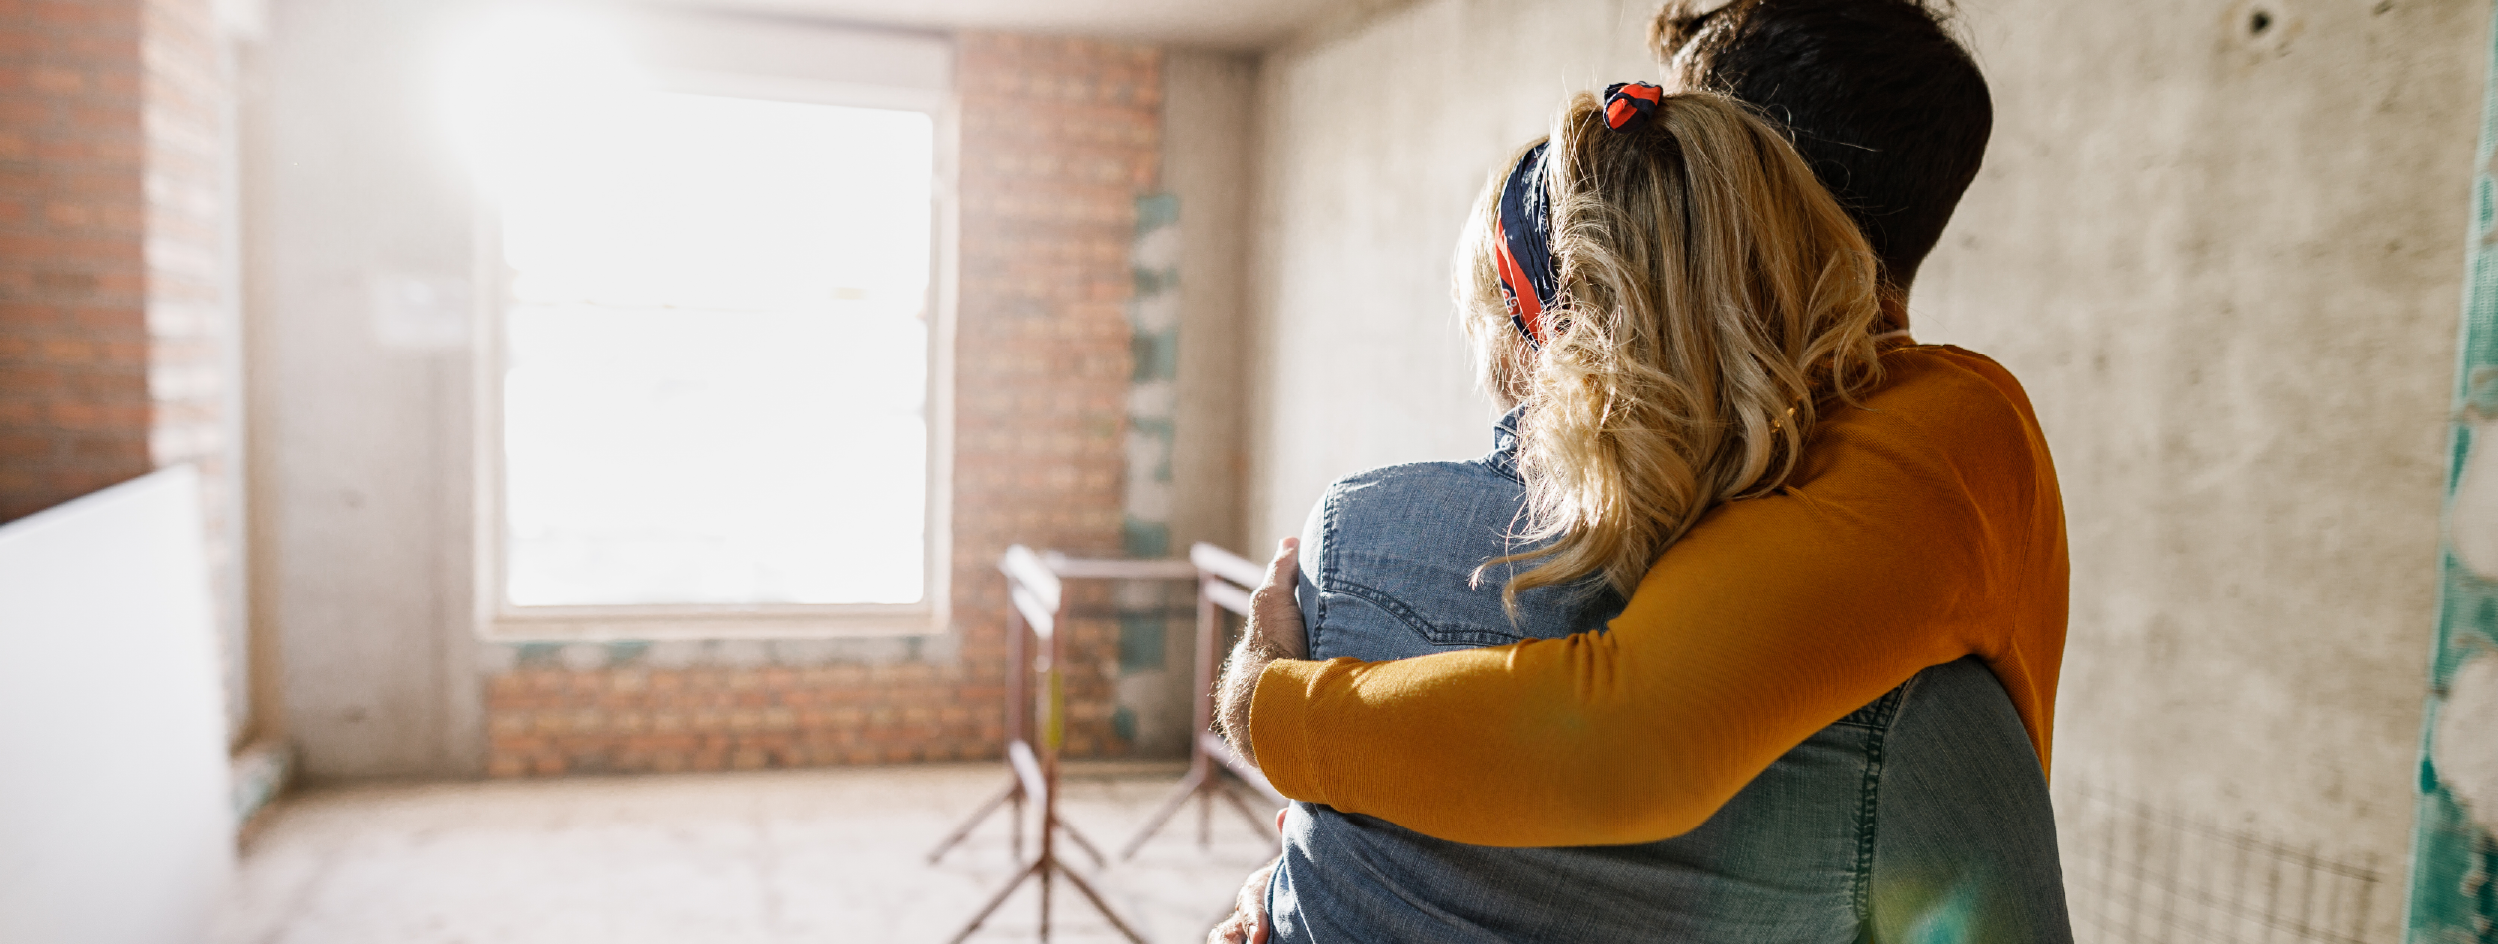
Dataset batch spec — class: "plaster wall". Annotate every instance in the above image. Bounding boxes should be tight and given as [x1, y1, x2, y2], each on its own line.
[1920, 0, 2484, 922]
[1243, 0, 2487, 934]
[1245, 0, 1663, 544]
[1163, 50, 1257, 566]
[247, 0, 485, 780]
[1111, 50, 1262, 756]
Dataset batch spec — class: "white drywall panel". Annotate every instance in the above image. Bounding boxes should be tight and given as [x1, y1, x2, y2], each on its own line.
[0, 466, 236, 944]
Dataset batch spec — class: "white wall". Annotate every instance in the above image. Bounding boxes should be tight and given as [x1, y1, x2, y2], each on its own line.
[1242, 0, 2487, 936]
[1166, 50, 1260, 560]
[0, 468, 236, 944]
[1245, 0, 1664, 546]
[246, 0, 487, 779]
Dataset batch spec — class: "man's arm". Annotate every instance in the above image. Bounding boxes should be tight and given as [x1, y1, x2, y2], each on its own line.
[1217, 539, 1307, 767]
[1216, 350, 2064, 847]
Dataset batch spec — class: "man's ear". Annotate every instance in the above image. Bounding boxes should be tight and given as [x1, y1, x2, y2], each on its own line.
[1648, 0, 1744, 65]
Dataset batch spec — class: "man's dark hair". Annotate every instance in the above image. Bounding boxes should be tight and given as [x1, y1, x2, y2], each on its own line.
[1653, 0, 1990, 292]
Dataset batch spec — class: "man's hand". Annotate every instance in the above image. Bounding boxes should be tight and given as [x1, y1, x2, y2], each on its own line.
[1207, 855, 1281, 944]
[1214, 538, 1307, 768]
[1207, 809, 1290, 944]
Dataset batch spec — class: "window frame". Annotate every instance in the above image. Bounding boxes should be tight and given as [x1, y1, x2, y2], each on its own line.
[469, 24, 957, 641]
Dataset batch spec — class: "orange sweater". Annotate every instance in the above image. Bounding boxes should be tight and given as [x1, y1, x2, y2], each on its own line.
[1249, 345, 2067, 847]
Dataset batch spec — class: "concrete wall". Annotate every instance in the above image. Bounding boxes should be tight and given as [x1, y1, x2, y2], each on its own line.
[1241, 0, 2487, 936]
[1164, 49, 1257, 568]
[1244, 0, 1662, 544]
[1922, 2, 2485, 936]
[246, 0, 483, 779]
[1111, 49, 1261, 756]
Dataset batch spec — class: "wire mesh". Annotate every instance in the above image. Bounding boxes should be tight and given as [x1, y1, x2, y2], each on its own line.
[2059, 783, 2383, 944]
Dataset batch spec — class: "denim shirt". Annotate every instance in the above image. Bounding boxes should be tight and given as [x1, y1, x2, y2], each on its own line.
[1266, 409, 2071, 944]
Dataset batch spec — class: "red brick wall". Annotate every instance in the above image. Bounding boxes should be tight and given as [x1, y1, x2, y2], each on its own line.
[0, 0, 230, 529]
[0, 0, 154, 520]
[481, 34, 1165, 777]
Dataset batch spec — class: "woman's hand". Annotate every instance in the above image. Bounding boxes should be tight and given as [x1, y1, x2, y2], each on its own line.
[1215, 539, 1306, 767]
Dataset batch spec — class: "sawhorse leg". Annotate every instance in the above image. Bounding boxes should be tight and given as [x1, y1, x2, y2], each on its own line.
[944, 857, 1148, 944]
[929, 777, 1023, 864]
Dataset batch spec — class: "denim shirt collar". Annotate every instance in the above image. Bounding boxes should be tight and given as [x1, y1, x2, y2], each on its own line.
[1484, 405, 1526, 483]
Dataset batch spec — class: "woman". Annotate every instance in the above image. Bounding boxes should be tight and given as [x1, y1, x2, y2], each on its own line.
[1212, 85, 2067, 942]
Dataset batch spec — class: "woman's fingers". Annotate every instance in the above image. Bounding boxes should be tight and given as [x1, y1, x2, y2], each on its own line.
[1250, 537, 1307, 659]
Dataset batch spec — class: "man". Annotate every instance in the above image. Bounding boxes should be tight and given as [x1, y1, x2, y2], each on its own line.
[1212, 1, 2068, 940]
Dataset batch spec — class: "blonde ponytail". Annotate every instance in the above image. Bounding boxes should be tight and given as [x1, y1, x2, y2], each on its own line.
[1460, 90, 1888, 605]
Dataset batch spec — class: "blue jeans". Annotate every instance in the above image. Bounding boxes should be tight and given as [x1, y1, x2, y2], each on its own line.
[1265, 412, 2070, 943]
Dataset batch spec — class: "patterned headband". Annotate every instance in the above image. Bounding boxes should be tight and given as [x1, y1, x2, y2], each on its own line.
[1492, 82, 1669, 346]
[1492, 141, 1558, 347]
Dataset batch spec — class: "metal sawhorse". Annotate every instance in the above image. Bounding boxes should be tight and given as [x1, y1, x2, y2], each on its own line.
[1117, 542, 1289, 859]
[928, 545, 1196, 943]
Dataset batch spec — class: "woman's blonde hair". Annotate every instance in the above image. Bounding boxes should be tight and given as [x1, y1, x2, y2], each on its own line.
[1458, 90, 1889, 605]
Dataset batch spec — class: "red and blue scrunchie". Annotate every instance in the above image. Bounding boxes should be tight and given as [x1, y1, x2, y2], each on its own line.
[1493, 82, 1667, 346]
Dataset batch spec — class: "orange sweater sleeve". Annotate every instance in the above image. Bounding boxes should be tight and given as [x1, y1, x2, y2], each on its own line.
[1248, 346, 2068, 847]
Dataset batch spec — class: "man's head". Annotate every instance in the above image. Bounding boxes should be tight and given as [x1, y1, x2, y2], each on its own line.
[1652, 0, 1991, 293]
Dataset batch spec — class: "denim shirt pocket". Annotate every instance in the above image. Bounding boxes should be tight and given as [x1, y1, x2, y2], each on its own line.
[1303, 462, 1559, 662]
[1316, 579, 1531, 659]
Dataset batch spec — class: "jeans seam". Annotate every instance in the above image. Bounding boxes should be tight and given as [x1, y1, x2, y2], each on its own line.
[1313, 485, 1341, 653]
[1852, 677, 1916, 925]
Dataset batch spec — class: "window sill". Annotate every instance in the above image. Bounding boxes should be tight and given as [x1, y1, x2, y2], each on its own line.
[480, 605, 944, 642]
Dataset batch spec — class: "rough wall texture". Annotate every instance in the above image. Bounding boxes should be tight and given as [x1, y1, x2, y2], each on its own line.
[1244, 0, 2485, 939]
[1919, 3, 2485, 939]
[477, 34, 1164, 777]
[1111, 49, 1258, 758]
[1162, 51, 1255, 563]
[1, 0, 243, 735]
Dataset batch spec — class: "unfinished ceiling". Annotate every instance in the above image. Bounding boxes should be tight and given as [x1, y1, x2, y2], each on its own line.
[662, 0, 1401, 50]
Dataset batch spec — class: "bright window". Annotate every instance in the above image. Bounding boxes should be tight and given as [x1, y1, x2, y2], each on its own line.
[494, 92, 937, 608]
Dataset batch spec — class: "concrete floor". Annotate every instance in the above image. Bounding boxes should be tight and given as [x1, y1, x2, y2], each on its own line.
[213, 762, 1280, 944]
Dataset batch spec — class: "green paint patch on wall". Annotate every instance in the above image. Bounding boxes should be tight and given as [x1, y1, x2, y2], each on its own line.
[1118, 610, 1168, 673]
[2410, 7, 2498, 938]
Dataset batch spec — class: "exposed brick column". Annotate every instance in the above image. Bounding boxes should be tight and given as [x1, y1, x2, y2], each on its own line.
[0, 0, 242, 732]
[0, 0, 155, 519]
[0, 0, 232, 526]
[947, 33, 1164, 760]
[478, 33, 1165, 777]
